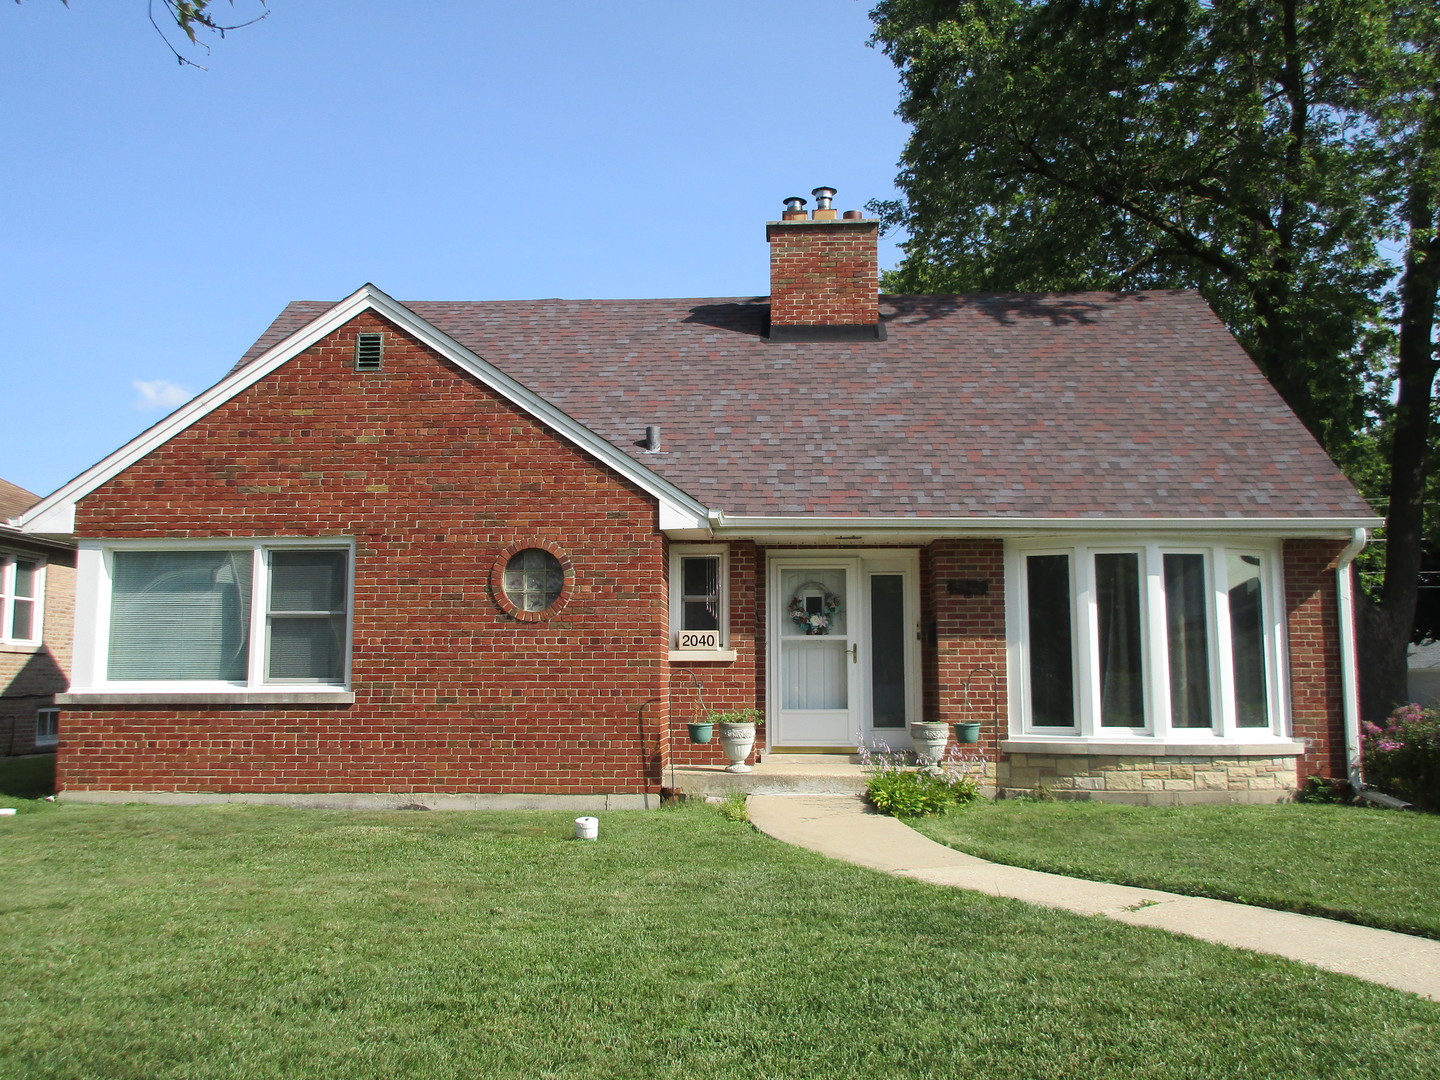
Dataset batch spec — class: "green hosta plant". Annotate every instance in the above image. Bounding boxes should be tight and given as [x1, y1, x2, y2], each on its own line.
[860, 741, 983, 819]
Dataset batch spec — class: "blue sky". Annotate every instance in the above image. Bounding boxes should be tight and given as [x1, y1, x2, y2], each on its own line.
[2, 0, 908, 499]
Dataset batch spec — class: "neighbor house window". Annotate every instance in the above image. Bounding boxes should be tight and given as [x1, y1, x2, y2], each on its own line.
[1011, 540, 1284, 741]
[102, 542, 351, 687]
[1, 556, 43, 644]
[35, 708, 58, 749]
[669, 545, 728, 652]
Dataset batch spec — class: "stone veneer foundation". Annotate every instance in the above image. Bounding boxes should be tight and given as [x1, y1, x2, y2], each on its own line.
[998, 751, 1300, 805]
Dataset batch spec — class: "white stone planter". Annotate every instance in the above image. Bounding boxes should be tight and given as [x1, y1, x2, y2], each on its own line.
[717, 722, 757, 773]
[909, 722, 949, 765]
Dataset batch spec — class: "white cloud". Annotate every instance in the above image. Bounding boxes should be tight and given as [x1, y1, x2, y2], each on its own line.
[133, 379, 193, 411]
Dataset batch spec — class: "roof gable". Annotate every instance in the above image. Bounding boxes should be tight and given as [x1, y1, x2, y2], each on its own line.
[14, 285, 710, 537]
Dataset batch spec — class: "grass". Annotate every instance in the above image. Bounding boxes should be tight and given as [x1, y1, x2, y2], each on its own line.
[914, 800, 1440, 938]
[0, 799, 1436, 1079]
[0, 753, 55, 799]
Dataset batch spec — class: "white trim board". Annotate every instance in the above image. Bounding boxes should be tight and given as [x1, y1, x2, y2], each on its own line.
[15, 284, 711, 538]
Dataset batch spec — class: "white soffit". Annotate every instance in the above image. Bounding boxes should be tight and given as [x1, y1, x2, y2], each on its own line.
[15, 284, 710, 538]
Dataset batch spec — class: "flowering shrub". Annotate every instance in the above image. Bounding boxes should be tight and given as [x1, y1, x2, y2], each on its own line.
[859, 741, 984, 818]
[1363, 704, 1440, 812]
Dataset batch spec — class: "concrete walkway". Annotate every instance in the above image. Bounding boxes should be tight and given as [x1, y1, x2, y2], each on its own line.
[748, 794, 1440, 1001]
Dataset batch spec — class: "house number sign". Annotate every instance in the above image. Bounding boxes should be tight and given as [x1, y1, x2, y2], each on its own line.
[678, 630, 721, 649]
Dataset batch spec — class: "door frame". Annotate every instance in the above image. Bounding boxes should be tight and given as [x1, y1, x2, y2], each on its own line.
[766, 549, 922, 749]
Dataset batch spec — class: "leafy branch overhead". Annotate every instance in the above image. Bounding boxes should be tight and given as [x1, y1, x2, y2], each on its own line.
[15, 0, 269, 67]
[152, 1, 269, 66]
[870, 0, 1439, 720]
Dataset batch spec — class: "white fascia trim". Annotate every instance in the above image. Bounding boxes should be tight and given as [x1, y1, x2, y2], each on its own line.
[706, 514, 1381, 539]
[16, 283, 710, 538]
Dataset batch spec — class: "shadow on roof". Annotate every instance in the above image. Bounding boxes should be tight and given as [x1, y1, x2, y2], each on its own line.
[884, 291, 1149, 327]
[682, 299, 769, 337]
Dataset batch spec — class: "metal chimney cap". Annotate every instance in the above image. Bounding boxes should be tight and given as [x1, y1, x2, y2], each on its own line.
[811, 187, 837, 209]
[782, 196, 809, 212]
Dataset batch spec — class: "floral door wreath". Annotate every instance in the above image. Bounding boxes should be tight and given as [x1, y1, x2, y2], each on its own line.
[788, 581, 843, 635]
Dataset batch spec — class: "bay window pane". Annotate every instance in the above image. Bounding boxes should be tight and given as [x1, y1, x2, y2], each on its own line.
[1026, 554, 1075, 728]
[1164, 553, 1213, 728]
[1228, 553, 1269, 727]
[110, 550, 251, 681]
[1096, 552, 1145, 727]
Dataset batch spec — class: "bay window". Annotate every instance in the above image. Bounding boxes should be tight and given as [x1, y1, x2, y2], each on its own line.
[1011, 540, 1286, 741]
[88, 541, 351, 690]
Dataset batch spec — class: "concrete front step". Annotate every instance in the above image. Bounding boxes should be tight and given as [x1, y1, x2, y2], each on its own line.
[666, 758, 869, 797]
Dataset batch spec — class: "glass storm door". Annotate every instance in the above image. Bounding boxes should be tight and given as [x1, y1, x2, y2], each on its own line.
[775, 562, 860, 746]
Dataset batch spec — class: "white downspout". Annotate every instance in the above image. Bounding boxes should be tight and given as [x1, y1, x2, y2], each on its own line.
[1335, 528, 1368, 790]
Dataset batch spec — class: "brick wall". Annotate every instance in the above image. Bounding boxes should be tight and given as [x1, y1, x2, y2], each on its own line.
[1284, 538, 1348, 781]
[766, 220, 880, 328]
[65, 312, 670, 795]
[669, 540, 762, 766]
[924, 539, 1008, 758]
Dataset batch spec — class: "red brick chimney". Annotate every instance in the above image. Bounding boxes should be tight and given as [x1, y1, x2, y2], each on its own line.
[766, 187, 883, 341]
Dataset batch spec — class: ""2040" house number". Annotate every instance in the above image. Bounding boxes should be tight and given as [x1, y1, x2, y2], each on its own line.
[677, 631, 720, 650]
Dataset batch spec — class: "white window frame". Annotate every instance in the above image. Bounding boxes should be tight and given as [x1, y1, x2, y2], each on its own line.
[0, 555, 45, 646]
[668, 544, 733, 660]
[35, 707, 58, 749]
[1006, 537, 1290, 744]
[71, 537, 355, 695]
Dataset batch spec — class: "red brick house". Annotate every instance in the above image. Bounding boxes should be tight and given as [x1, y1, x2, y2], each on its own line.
[15, 192, 1379, 806]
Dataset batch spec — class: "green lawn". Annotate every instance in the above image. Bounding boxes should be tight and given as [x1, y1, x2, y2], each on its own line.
[0, 800, 1436, 1080]
[914, 800, 1440, 938]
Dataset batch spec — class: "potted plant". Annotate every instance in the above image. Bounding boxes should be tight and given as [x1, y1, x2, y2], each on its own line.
[711, 708, 764, 773]
[953, 721, 981, 744]
[687, 720, 714, 744]
[909, 721, 950, 765]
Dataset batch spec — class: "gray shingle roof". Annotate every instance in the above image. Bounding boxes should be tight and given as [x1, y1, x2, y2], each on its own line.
[235, 290, 1374, 520]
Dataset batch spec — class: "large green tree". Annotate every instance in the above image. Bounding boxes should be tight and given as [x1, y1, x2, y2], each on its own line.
[870, 0, 1439, 724]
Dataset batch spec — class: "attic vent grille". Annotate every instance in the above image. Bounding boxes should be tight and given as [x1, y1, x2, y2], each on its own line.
[354, 333, 384, 371]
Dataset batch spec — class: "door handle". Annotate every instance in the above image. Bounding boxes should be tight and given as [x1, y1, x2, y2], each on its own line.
[850, 643, 858, 664]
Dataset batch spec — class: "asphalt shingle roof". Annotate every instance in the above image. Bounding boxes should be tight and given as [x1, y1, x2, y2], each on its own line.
[0, 477, 39, 521]
[235, 290, 1373, 520]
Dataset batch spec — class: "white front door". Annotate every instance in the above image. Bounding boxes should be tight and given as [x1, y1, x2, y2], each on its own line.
[769, 552, 920, 749]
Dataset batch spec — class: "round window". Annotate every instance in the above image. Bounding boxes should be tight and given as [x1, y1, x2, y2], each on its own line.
[503, 548, 564, 613]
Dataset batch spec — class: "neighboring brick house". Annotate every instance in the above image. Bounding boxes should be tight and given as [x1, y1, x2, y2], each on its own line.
[1, 477, 74, 757]
[15, 191, 1379, 805]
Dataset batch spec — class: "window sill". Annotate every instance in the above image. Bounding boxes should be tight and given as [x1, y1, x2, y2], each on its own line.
[0, 642, 43, 654]
[57, 691, 356, 707]
[1000, 738, 1306, 757]
[669, 649, 738, 663]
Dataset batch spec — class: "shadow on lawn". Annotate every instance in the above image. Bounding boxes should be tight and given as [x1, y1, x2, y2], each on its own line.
[0, 754, 56, 799]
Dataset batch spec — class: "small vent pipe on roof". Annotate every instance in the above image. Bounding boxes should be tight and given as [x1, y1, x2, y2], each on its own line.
[643, 425, 661, 452]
